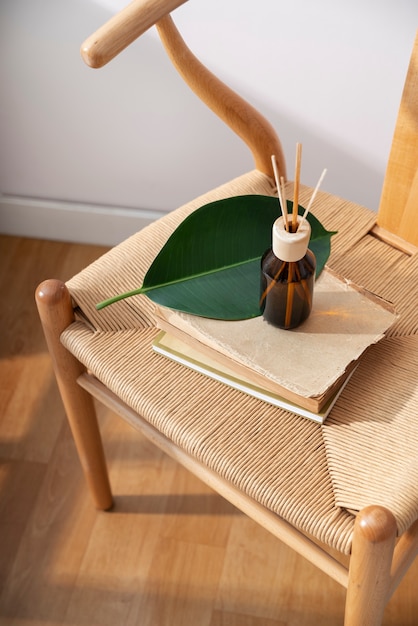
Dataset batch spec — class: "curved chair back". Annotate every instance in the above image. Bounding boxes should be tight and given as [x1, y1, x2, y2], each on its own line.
[82, 1, 418, 248]
[81, 0, 285, 181]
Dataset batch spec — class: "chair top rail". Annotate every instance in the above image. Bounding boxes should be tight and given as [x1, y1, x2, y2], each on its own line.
[81, 0, 189, 68]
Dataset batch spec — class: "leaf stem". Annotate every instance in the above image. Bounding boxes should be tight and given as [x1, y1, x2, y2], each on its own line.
[96, 287, 146, 310]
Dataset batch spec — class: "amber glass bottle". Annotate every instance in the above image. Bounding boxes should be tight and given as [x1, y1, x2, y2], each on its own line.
[260, 216, 316, 329]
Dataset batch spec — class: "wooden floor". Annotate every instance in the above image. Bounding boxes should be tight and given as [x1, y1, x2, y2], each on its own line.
[0, 233, 417, 626]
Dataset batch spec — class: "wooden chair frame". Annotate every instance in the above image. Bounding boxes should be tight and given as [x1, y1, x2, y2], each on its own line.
[36, 2, 418, 624]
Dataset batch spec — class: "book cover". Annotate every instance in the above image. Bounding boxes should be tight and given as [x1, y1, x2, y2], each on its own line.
[153, 331, 357, 423]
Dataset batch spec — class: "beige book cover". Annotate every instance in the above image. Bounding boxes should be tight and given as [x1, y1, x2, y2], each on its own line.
[153, 268, 397, 412]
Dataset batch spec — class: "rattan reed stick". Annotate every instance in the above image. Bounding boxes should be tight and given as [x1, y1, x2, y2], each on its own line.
[280, 176, 288, 228]
[292, 143, 302, 231]
[299, 168, 327, 230]
[271, 154, 289, 230]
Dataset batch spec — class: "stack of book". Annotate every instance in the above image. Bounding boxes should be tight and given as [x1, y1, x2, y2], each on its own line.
[152, 268, 397, 423]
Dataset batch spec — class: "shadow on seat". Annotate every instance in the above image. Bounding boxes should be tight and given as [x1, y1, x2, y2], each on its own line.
[35, 2, 418, 624]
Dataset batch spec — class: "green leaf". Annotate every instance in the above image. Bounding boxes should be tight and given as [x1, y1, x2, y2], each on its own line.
[97, 195, 336, 319]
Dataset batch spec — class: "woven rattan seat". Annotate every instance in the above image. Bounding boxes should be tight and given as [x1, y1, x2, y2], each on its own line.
[36, 4, 418, 624]
[60, 169, 418, 556]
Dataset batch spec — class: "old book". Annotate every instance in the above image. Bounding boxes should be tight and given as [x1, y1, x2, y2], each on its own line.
[153, 268, 397, 414]
[153, 331, 357, 423]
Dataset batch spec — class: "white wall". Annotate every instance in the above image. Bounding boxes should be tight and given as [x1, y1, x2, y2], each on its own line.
[0, 0, 417, 245]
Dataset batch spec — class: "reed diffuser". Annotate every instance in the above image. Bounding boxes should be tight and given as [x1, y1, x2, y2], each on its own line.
[260, 145, 326, 329]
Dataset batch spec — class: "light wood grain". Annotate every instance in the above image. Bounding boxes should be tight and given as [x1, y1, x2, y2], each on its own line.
[36, 279, 113, 510]
[345, 507, 397, 626]
[81, 0, 189, 68]
[1, 234, 417, 625]
[155, 15, 285, 179]
[377, 31, 418, 245]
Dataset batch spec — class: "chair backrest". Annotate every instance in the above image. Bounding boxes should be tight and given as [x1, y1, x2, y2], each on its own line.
[377, 30, 418, 247]
[81, 0, 285, 181]
[82, 2, 418, 246]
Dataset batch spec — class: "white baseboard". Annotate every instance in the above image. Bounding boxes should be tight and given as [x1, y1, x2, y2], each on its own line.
[0, 195, 167, 246]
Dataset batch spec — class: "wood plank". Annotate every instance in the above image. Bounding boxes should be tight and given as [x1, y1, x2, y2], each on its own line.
[126, 536, 225, 626]
[0, 354, 63, 463]
[159, 465, 238, 548]
[0, 420, 97, 622]
[210, 610, 287, 626]
[0, 459, 46, 593]
[215, 513, 347, 625]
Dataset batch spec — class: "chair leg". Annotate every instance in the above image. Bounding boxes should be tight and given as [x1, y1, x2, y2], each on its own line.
[36, 279, 113, 510]
[344, 505, 397, 626]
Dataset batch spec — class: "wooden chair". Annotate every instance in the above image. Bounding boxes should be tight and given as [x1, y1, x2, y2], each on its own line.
[36, 2, 418, 624]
